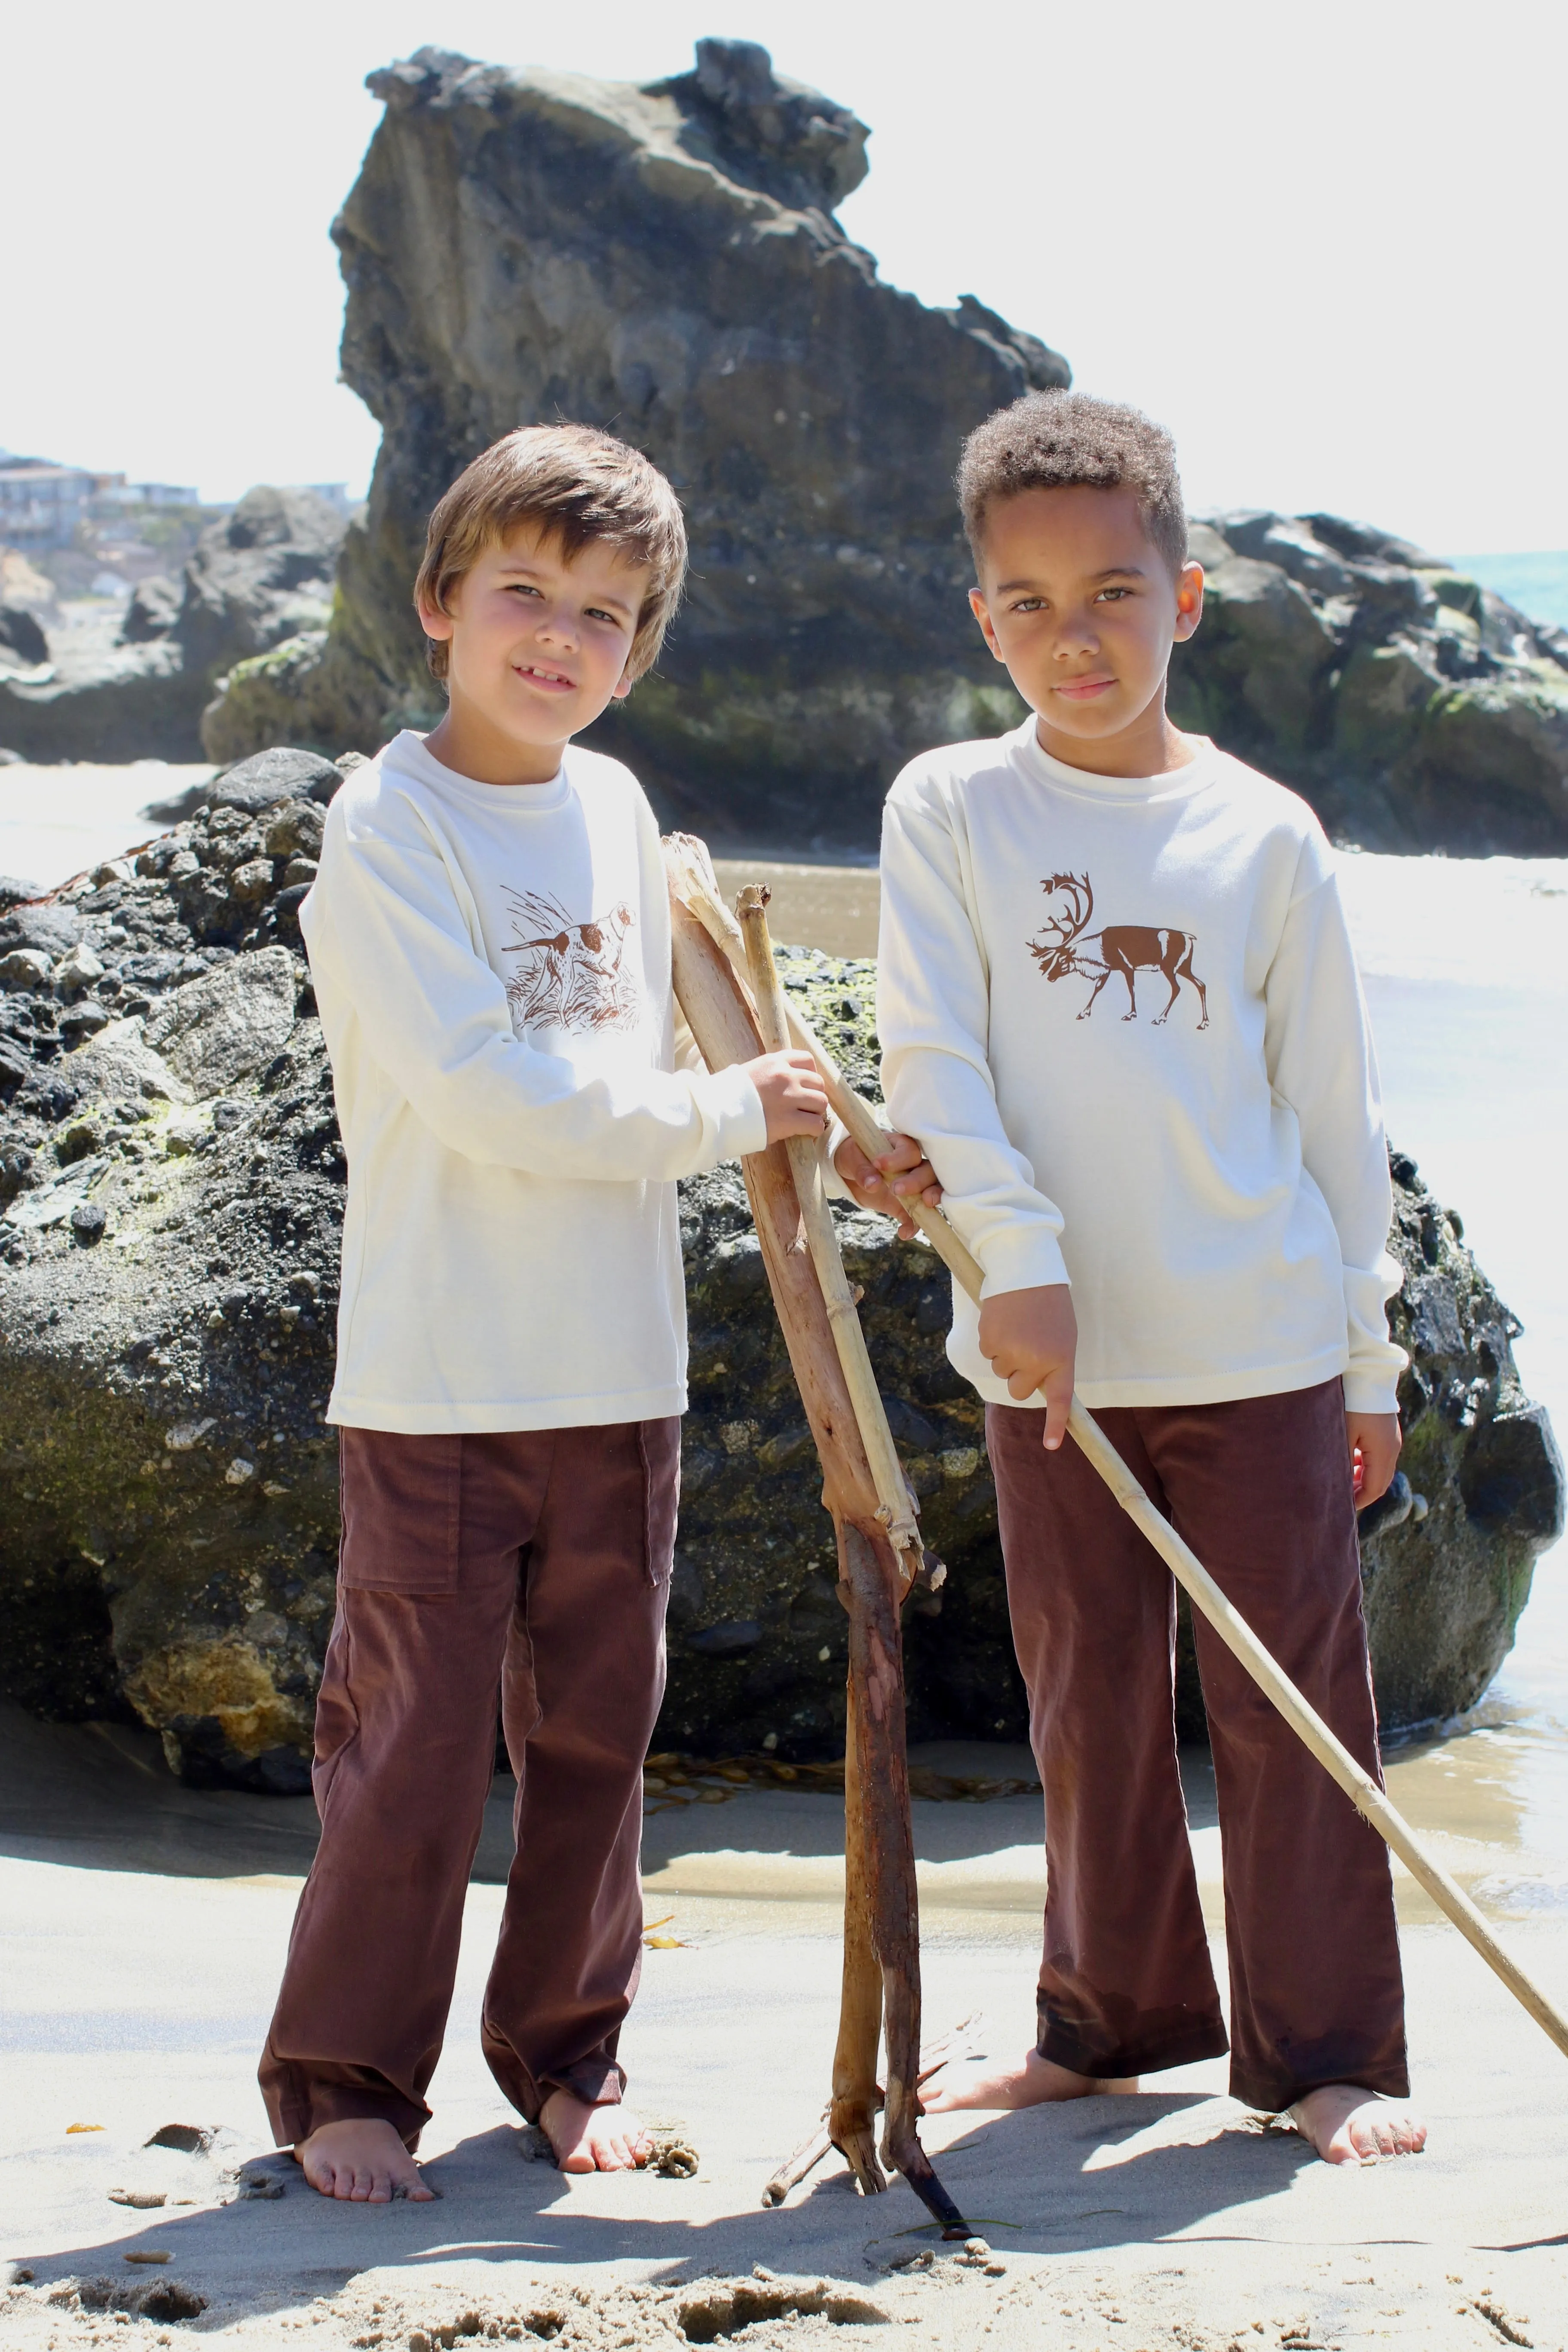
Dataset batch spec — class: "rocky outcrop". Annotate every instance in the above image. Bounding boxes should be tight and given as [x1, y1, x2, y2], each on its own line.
[0, 490, 346, 763]
[199, 40, 1568, 855]
[1174, 514, 1568, 854]
[202, 39, 1069, 837]
[0, 786, 1559, 1784]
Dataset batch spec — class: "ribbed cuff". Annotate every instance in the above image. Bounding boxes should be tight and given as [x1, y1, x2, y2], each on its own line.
[1342, 1369, 1402, 1416]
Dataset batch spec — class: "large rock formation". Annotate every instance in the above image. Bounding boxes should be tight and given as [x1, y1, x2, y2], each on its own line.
[0, 772, 1559, 1785]
[202, 39, 1069, 834]
[200, 40, 1568, 855]
[0, 489, 346, 763]
[1174, 514, 1568, 854]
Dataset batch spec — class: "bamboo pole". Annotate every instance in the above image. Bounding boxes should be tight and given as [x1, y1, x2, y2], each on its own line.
[665, 878, 969, 2232]
[658, 839, 1568, 2075]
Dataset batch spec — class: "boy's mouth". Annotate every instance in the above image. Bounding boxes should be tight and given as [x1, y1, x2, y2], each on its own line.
[514, 662, 576, 692]
[1054, 675, 1117, 703]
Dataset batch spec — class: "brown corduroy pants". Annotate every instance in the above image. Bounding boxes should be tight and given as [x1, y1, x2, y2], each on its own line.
[986, 1377, 1409, 2113]
[258, 1418, 679, 2150]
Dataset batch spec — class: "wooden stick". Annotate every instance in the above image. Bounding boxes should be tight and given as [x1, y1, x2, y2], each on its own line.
[735, 884, 920, 1561]
[763, 2012, 982, 2209]
[664, 873, 968, 2231]
[687, 887, 1568, 2075]
[830, 1679, 887, 2197]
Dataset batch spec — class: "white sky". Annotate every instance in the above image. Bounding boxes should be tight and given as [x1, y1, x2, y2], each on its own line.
[6, 0, 1565, 553]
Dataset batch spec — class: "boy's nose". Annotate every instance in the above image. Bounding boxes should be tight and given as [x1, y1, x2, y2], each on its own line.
[1056, 615, 1101, 656]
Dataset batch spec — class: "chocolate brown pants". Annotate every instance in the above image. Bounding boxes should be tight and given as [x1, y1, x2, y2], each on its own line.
[986, 1378, 1408, 2112]
[258, 1418, 679, 2149]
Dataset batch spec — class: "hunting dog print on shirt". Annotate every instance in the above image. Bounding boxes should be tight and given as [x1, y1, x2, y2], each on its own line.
[1028, 872, 1210, 1029]
[501, 888, 641, 1034]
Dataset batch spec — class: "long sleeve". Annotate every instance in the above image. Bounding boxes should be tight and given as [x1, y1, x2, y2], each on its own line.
[1264, 869, 1406, 1414]
[877, 787, 1069, 1297]
[304, 796, 764, 1183]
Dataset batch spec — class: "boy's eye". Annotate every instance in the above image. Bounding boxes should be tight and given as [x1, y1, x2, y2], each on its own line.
[1011, 596, 1046, 614]
[505, 582, 543, 599]
[584, 606, 625, 628]
[1095, 586, 1133, 602]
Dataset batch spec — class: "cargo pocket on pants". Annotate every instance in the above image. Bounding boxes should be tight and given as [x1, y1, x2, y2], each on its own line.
[637, 1418, 681, 1589]
[338, 1429, 462, 1593]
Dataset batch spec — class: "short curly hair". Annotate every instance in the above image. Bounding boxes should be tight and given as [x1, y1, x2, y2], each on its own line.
[957, 391, 1188, 578]
[414, 423, 688, 685]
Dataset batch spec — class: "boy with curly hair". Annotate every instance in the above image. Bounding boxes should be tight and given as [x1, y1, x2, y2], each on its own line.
[868, 391, 1425, 2167]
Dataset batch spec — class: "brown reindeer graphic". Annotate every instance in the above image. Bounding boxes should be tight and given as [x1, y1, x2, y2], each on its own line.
[501, 888, 640, 1034]
[1028, 872, 1209, 1029]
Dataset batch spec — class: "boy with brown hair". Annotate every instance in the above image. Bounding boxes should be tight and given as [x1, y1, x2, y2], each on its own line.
[867, 390, 1427, 2167]
[258, 423, 837, 2200]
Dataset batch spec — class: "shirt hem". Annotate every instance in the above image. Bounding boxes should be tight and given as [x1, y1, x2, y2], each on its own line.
[326, 1382, 689, 1434]
[978, 1348, 1351, 1412]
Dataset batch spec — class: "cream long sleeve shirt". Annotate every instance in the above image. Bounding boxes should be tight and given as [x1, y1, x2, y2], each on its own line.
[877, 718, 1406, 1415]
[300, 730, 766, 1433]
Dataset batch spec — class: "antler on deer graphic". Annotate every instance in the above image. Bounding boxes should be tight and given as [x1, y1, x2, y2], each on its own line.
[1028, 871, 1209, 1029]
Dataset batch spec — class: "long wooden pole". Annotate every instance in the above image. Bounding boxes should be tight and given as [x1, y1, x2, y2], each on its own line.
[665, 832, 1568, 2070]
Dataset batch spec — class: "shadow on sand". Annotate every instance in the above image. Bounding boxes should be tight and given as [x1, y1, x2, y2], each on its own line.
[16, 2093, 1320, 2315]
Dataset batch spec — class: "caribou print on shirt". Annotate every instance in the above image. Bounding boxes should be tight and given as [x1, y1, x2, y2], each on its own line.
[500, 887, 641, 1034]
[1028, 872, 1210, 1029]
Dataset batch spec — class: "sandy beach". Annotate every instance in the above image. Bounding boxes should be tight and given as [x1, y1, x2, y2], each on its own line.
[2, 767, 1567, 2346]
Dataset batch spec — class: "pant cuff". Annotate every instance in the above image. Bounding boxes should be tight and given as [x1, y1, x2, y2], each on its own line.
[1231, 2059, 1413, 2113]
[262, 2055, 430, 2151]
[1039, 2013, 1230, 2080]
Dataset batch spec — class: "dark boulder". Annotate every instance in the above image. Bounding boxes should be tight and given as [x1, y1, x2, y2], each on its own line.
[0, 605, 50, 671]
[0, 808, 1557, 1782]
[119, 575, 182, 645]
[1174, 515, 1568, 853]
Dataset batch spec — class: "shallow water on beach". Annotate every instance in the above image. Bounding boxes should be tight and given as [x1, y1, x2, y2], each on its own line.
[5, 771, 1566, 1897]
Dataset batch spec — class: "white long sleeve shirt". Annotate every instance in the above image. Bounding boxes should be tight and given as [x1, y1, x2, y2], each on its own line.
[878, 718, 1406, 1415]
[300, 730, 766, 1432]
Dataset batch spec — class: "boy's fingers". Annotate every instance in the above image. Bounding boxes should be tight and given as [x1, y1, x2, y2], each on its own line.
[1039, 1365, 1074, 1451]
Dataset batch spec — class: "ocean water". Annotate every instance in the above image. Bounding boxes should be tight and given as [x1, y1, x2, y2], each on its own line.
[1453, 549, 1568, 631]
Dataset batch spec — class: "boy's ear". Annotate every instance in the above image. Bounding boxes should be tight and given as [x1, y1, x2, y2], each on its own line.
[416, 592, 455, 645]
[969, 586, 1007, 664]
[610, 667, 634, 702]
[1173, 563, 1205, 642]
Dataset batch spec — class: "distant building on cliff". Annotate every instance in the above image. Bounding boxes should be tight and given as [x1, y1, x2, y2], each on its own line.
[0, 456, 201, 548]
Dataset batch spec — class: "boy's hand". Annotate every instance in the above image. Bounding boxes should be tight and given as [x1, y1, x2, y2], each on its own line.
[746, 1050, 830, 1145]
[978, 1284, 1078, 1451]
[832, 1132, 942, 1240]
[1347, 1411, 1401, 1510]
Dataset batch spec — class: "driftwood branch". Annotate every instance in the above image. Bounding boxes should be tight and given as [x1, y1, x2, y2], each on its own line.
[665, 848, 968, 2235]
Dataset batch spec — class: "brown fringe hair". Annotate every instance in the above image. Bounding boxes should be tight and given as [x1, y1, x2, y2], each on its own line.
[414, 424, 688, 684]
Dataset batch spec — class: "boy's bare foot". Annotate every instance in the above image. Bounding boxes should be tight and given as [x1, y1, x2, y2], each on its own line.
[294, 2118, 435, 2202]
[539, 2087, 653, 2173]
[1287, 2084, 1428, 2165]
[919, 2047, 1139, 2113]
